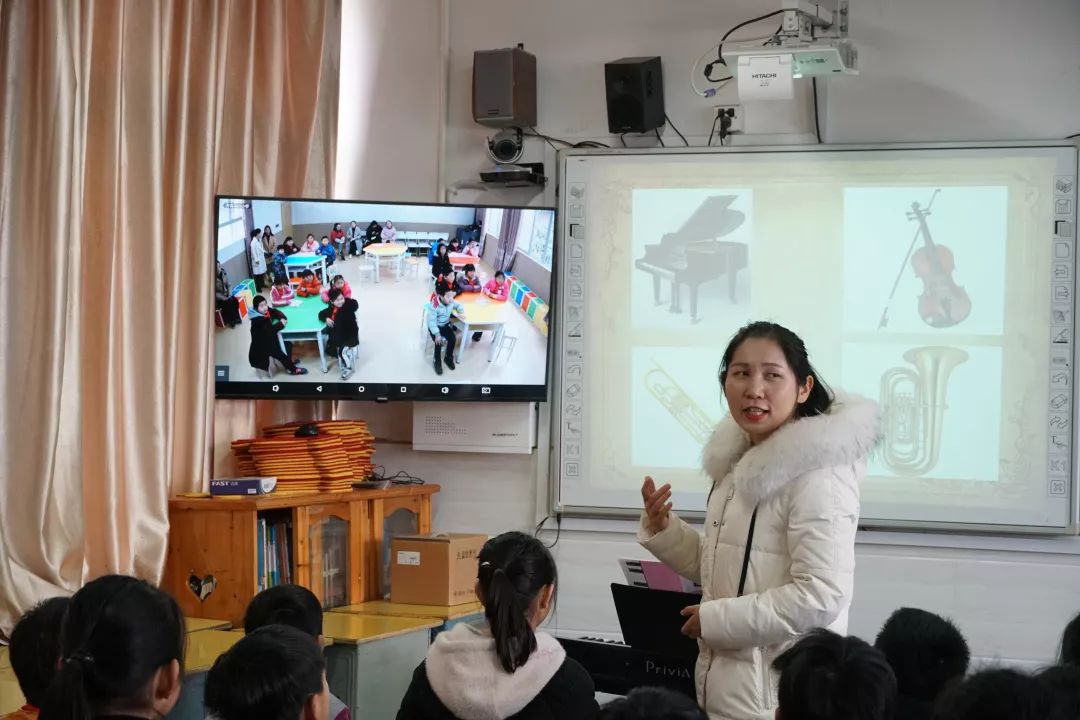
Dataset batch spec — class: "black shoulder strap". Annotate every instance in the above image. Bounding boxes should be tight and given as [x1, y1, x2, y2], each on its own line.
[737, 507, 759, 597]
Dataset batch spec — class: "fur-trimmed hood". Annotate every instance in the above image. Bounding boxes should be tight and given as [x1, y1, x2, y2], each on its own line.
[424, 621, 566, 720]
[702, 392, 880, 505]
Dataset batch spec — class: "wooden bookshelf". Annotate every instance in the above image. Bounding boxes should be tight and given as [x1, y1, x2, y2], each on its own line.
[162, 485, 438, 626]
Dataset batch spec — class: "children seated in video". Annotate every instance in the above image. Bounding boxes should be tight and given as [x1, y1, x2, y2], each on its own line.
[248, 296, 308, 376]
[214, 198, 553, 391]
[319, 288, 360, 380]
[427, 289, 465, 375]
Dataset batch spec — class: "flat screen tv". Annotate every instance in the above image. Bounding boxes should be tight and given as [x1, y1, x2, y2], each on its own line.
[214, 195, 556, 401]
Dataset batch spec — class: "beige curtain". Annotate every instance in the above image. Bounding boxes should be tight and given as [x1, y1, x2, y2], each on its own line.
[0, 0, 341, 636]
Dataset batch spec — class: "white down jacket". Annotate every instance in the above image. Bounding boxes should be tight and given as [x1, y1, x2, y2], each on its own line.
[638, 393, 880, 720]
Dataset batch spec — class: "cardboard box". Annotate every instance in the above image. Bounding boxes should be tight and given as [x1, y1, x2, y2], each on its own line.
[390, 533, 486, 606]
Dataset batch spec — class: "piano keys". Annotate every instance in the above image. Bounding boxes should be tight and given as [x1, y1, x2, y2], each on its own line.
[635, 195, 748, 323]
[559, 636, 696, 699]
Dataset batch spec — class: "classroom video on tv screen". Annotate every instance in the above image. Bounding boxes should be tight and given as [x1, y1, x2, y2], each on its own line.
[213, 196, 555, 400]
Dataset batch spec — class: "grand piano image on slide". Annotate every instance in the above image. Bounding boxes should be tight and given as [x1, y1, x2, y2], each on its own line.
[635, 195, 749, 323]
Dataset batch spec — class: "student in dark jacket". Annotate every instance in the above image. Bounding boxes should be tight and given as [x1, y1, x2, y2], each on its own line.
[431, 243, 452, 279]
[396, 531, 598, 720]
[319, 288, 360, 380]
[874, 608, 970, 720]
[248, 295, 308, 376]
[365, 220, 383, 248]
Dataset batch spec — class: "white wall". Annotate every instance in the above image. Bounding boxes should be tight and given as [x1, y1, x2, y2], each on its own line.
[322, 0, 1080, 667]
[291, 201, 474, 226]
[251, 200, 284, 238]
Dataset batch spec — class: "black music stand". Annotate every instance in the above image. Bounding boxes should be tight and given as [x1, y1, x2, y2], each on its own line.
[611, 583, 701, 658]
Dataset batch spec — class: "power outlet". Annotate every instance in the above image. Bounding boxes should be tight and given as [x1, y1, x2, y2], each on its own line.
[713, 104, 743, 135]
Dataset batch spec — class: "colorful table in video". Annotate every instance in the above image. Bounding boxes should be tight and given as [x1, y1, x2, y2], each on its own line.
[451, 294, 508, 362]
[449, 252, 480, 269]
[285, 253, 328, 284]
[363, 243, 408, 282]
[275, 295, 329, 373]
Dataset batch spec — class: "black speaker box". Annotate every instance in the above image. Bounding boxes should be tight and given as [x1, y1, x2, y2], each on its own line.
[604, 56, 664, 134]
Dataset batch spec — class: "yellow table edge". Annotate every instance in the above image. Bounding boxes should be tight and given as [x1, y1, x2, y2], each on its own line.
[185, 616, 232, 633]
[184, 629, 243, 674]
[330, 601, 482, 621]
[0, 676, 24, 716]
[320, 612, 441, 646]
[0, 646, 8, 669]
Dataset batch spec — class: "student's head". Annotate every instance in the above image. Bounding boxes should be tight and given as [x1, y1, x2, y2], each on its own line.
[273, 277, 288, 290]
[933, 669, 1058, 720]
[718, 321, 833, 444]
[468, 239, 479, 249]
[773, 629, 896, 720]
[305, 233, 315, 243]
[39, 575, 185, 720]
[438, 289, 456, 305]
[598, 687, 706, 720]
[253, 295, 269, 315]
[320, 236, 329, 245]
[285, 236, 296, 247]
[204, 625, 329, 720]
[874, 607, 969, 703]
[495, 270, 506, 282]
[436, 243, 448, 257]
[463, 263, 476, 278]
[328, 288, 345, 307]
[333, 223, 341, 231]
[332, 275, 345, 289]
[476, 531, 557, 673]
[302, 270, 315, 281]
[350, 220, 357, 227]
[1038, 665, 1080, 720]
[275, 245, 286, 256]
[10, 596, 71, 708]
[385, 220, 393, 228]
[1059, 610, 1080, 665]
[444, 269, 457, 283]
[243, 584, 323, 640]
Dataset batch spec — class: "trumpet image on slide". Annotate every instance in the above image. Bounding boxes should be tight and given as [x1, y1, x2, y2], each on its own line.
[879, 346, 969, 476]
[644, 361, 716, 446]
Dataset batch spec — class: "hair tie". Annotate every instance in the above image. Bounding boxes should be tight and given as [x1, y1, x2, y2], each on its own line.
[65, 650, 94, 667]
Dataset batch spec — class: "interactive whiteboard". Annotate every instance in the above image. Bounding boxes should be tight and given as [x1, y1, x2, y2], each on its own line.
[552, 142, 1079, 533]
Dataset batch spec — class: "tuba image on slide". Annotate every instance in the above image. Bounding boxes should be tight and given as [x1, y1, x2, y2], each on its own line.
[644, 362, 716, 446]
[879, 346, 969, 476]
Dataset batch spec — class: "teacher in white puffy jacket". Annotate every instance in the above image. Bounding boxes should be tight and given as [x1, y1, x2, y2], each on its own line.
[639, 321, 880, 720]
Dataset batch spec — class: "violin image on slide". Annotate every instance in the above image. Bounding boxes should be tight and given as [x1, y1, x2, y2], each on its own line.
[878, 189, 972, 330]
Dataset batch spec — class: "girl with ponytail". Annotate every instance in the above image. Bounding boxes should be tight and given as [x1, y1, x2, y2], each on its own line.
[39, 575, 185, 720]
[397, 531, 598, 720]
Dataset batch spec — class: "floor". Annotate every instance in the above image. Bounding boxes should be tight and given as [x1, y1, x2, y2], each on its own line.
[215, 253, 549, 386]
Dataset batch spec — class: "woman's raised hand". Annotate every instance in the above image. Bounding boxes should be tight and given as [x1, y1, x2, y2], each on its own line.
[641, 476, 672, 535]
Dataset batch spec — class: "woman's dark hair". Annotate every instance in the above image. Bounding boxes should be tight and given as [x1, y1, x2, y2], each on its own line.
[718, 321, 833, 418]
[599, 687, 706, 720]
[1038, 665, 1080, 719]
[284, 236, 295, 246]
[250, 229, 261, 239]
[463, 263, 476, 274]
[774, 629, 896, 720]
[436, 243, 448, 257]
[263, 225, 272, 235]
[874, 607, 970, 702]
[1059, 611, 1080, 665]
[933, 669, 1058, 720]
[204, 625, 325, 720]
[10, 596, 71, 707]
[477, 531, 557, 674]
[243, 584, 323, 638]
[333, 222, 341, 229]
[39, 575, 185, 720]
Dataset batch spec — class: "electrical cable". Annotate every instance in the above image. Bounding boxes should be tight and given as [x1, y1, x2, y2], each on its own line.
[534, 513, 562, 549]
[704, 10, 785, 83]
[655, 128, 666, 147]
[812, 78, 823, 143]
[664, 113, 690, 147]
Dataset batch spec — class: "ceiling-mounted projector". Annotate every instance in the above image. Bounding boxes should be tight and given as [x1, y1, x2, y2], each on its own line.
[723, 39, 857, 78]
